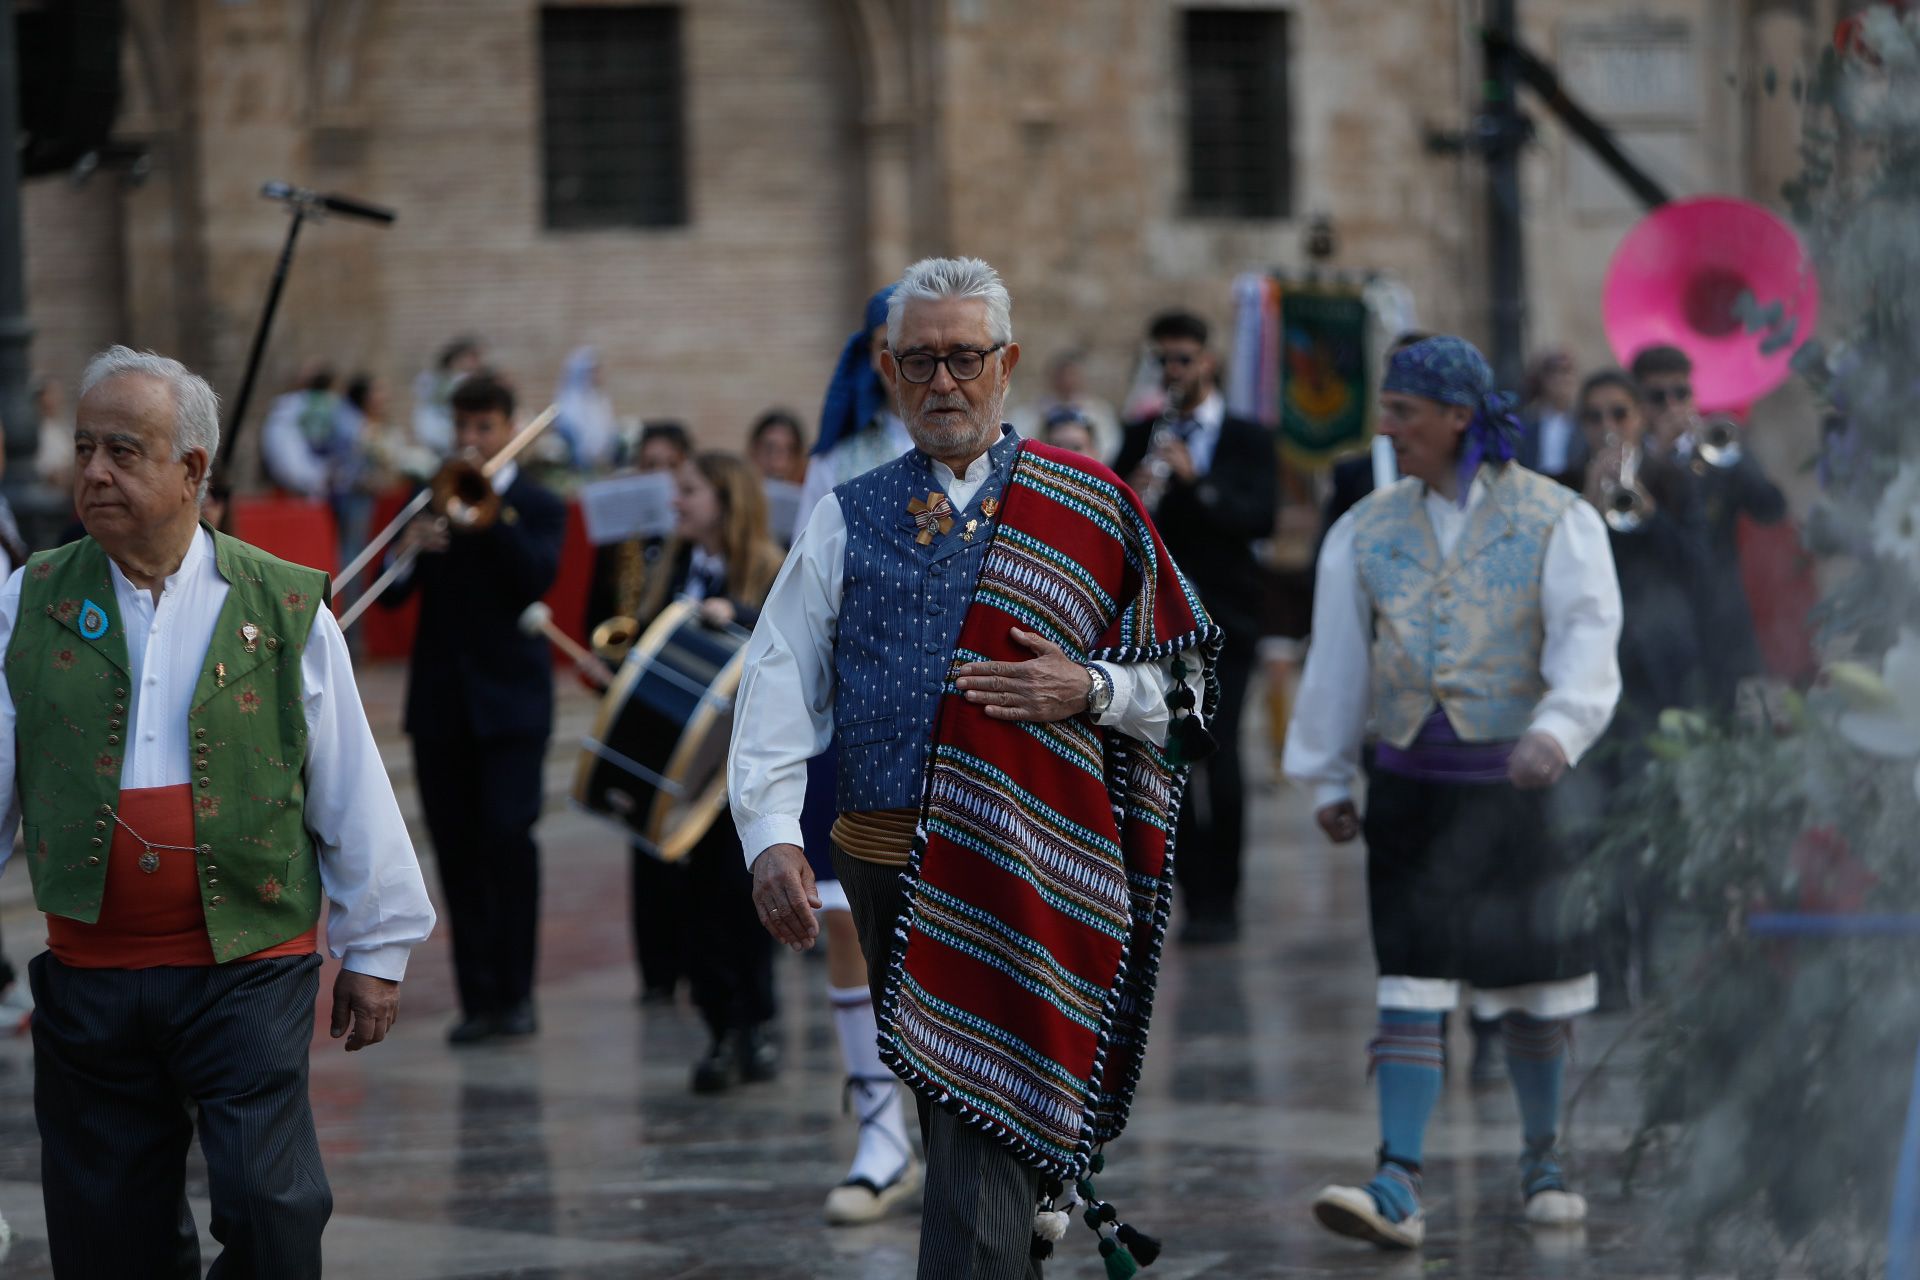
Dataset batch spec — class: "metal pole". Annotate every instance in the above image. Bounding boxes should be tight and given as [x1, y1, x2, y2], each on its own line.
[0, 0, 40, 503]
[1483, 0, 1527, 390]
[218, 205, 307, 480]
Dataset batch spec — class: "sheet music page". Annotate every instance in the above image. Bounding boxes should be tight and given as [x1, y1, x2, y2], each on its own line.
[762, 479, 802, 542]
[580, 471, 678, 545]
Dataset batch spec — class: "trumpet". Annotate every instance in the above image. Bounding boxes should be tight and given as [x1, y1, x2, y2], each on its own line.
[1596, 434, 1653, 534]
[1692, 416, 1745, 472]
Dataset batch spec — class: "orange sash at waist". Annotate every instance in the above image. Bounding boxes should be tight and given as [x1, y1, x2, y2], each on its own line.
[46, 784, 317, 969]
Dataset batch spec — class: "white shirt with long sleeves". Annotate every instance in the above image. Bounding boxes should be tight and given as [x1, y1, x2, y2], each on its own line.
[1179, 390, 1227, 477]
[0, 528, 437, 980]
[261, 391, 331, 499]
[1283, 467, 1623, 812]
[730, 448, 1202, 869]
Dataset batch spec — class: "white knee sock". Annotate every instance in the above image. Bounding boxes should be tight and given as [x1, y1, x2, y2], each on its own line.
[830, 983, 913, 1186]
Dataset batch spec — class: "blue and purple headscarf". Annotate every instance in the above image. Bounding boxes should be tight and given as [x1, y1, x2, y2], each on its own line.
[815, 283, 899, 457]
[1382, 335, 1524, 505]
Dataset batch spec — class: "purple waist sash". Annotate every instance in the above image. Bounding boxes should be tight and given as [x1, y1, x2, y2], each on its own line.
[1374, 710, 1515, 784]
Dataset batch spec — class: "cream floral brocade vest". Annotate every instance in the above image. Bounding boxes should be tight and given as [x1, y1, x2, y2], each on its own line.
[1351, 464, 1576, 748]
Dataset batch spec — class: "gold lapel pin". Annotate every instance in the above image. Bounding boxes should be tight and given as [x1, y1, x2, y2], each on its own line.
[215, 661, 227, 688]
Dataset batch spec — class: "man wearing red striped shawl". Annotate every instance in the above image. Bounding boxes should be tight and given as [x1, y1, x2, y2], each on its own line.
[729, 256, 1218, 1278]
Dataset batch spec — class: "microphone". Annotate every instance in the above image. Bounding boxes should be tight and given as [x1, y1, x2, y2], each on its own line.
[258, 181, 396, 225]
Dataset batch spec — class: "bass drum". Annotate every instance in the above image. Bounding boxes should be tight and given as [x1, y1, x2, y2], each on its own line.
[573, 599, 750, 860]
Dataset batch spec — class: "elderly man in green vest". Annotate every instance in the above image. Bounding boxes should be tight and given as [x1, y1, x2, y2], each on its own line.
[0, 347, 436, 1277]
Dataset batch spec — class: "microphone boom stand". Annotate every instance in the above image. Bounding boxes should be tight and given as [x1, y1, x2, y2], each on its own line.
[217, 182, 397, 480]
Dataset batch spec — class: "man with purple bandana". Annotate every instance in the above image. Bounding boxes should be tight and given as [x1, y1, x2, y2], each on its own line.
[1284, 335, 1623, 1248]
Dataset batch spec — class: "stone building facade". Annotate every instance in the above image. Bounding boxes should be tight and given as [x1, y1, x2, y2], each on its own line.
[21, 0, 1836, 484]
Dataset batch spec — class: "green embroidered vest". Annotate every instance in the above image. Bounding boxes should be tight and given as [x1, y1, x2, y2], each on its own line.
[8, 530, 330, 962]
[1351, 464, 1578, 747]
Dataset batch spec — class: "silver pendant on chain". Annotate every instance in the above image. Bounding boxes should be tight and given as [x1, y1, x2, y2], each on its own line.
[138, 850, 159, 874]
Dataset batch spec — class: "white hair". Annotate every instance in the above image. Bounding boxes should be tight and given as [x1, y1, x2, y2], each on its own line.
[79, 346, 221, 501]
[887, 256, 1013, 348]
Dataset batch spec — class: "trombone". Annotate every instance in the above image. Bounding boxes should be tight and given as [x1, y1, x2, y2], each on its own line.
[334, 404, 560, 630]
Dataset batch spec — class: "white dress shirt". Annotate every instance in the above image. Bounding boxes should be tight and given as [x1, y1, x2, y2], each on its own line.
[0, 528, 437, 980]
[261, 391, 331, 499]
[1535, 409, 1577, 475]
[1283, 467, 1623, 812]
[730, 448, 1204, 869]
[1174, 391, 1226, 477]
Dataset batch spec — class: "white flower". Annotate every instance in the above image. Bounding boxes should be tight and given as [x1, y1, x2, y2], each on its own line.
[1871, 463, 1920, 579]
[1833, 629, 1920, 800]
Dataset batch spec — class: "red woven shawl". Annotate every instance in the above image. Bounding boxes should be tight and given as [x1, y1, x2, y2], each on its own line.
[878, 442, 1221, 1180]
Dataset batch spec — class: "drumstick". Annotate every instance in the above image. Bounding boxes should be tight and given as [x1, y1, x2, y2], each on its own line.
[519, 602, 615, 688]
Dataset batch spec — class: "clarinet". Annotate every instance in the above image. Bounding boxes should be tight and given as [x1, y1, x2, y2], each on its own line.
[1139, 384, 1190, 514]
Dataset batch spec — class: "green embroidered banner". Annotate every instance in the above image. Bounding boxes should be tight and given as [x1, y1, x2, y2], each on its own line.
[1279, 287, 1370, 461]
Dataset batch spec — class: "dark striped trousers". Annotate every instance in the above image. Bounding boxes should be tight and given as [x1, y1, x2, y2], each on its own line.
[833, 846, 1044, 1280]
[28, 950, 332, 1279]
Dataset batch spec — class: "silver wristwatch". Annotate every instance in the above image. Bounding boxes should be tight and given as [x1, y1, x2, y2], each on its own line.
[1084, 663, 1115, 718]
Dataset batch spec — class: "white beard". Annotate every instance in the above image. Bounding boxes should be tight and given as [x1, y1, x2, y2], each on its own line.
[906, 389, 1004, 459]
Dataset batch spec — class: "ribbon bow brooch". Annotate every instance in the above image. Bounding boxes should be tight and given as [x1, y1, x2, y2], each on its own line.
[907, 492, 956, 546]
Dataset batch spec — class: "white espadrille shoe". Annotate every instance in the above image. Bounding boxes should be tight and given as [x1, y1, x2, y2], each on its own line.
[824, 1159, 921, 1225]
[1524, 1188, 1588, 1224]
[1520, 1144, 1587, 1225]
[1311, 1184, 1426, 1250]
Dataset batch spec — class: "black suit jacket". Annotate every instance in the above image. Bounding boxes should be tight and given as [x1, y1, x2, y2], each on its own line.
[1514, 409, 1591, 490]
[1115, 411, 1278, 640]
[1322, 454, 1376, 535]
[388, 471, 568, 741]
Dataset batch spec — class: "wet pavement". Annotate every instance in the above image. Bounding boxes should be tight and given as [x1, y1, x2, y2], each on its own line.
[0, 665, 1712, 1277]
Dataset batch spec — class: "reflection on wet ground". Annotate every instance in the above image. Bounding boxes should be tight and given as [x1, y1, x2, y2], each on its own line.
[0, 668, 1695, 1277]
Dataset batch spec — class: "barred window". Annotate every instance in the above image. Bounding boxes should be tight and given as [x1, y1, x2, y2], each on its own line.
[1182, 8, 1293, 220]
[540, 6, 686, 230]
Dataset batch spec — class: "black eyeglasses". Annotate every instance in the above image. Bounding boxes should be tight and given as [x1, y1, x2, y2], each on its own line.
[1155, 352, 1197, 368]
[894, 345, 1004, 385]
[1646, 383, 1693, 407]
[1581, 405, 1632, 426]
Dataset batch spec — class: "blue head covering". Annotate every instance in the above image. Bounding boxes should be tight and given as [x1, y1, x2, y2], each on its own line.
[1381, 335, 1523, 504]
[815, 283, 899, 457]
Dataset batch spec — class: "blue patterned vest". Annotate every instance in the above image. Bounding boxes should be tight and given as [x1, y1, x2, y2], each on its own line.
[1351, 463, 1577, 747]
[833, 426, 1023, 812]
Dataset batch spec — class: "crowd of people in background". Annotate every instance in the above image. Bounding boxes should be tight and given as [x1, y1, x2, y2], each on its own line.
[0, 304, 1792, 1188]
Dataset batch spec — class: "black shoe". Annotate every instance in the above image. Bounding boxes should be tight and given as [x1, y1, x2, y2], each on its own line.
[447, 1013, 500, 1046]
[497, 1001, 538, 1038]
[1179, 914, 1239, 946]
[737, 1023, 781, 1083]
[692, 1039, 739, 1094]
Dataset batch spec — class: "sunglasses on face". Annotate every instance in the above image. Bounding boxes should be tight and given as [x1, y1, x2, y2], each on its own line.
[1646, 384, 1692, 407]
[1155, 352, 1197, 369]
[1581, 404, 1633, 426]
